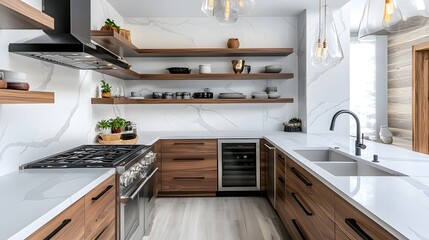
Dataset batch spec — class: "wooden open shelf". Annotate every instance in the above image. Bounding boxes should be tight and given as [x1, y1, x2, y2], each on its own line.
[0, 0, 54, 29]
[139, 73, 294, 80]
[91, 97, 294, 105]
[91, 30, 293, 58]
[96, 69, 141, 80]
[0, 89, 55, 104]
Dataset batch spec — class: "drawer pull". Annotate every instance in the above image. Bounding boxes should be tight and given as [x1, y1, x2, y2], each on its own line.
[278, 176, 285, 184]
[264, 144, 275, 150]
[291, 192, 313, 216]
[277, 153, 285, 160]
[173, 177, 205, 181]
[173, 142, 205, 145]
[92, 185, 113, 201]
[44, 219, 71, 240]
[292, 219, 307, 240]
[95, 224, 109, 240]
[291, 167, 312, 186]
[174, 158, 205, 161]
[345, 218, 373, 240]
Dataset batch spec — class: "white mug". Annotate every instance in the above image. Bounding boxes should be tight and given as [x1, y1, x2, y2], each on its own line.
[199, 64, 212, 74]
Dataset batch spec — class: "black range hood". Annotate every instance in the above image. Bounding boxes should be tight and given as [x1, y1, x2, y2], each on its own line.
[9, 0, 130, 70]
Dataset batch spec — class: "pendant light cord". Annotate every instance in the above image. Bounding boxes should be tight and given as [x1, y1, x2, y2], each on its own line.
[324, 0, 327, 42]
[318, 0, 322, 39]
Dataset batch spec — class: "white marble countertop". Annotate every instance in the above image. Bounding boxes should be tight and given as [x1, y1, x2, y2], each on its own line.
[0, 168, 115, 240]
[138, 131, 429, 239]
[4, 130, 429, 239]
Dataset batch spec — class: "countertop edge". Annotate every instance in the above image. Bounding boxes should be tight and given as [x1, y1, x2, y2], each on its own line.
[9, 169, 116, 240]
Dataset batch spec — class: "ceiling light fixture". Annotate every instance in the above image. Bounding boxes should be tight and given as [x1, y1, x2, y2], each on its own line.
[358, 0, 429, 39]
[201, 0, 255, 23]
[311, 0, 343, 67]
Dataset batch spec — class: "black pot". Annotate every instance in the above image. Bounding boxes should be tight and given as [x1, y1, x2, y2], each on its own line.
[193, 92, 213, 98]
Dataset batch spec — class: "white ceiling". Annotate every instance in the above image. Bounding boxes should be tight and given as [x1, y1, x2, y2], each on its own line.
[107, 0, 351, 18]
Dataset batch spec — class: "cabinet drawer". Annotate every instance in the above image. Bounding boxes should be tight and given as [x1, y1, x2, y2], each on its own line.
[335, 224, 350, 240]
[162, 152, 217, 172]
[93, 220, 115, 240]
[335, 196, 397, 240]
[277, 200, 308, 240]
[286, 157, 335, 219]
[285, 183, 335, 240]
[84, 175, 115, 240]
[27, 198, 85, 240]
[161, 139, 217, 153]
[162, 170, 217, 192]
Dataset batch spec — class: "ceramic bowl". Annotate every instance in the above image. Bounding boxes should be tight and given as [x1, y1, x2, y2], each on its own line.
[166, 67, 191, 74]
[268, 93, 281, 99]
[265, 65, 282, 73]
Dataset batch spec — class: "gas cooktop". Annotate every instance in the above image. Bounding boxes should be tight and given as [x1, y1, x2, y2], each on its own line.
[22, 145, 149, 169]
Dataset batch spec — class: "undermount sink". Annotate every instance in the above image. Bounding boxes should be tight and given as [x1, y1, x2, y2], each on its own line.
[294, 149, 356, 162]
[294, 149, 405, 177]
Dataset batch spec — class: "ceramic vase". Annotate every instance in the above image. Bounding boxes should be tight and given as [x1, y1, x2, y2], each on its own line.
[379, 125, 393, 144]
[227, 38, 240, 48]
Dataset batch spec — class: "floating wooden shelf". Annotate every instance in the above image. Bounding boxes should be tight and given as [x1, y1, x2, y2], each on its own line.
[0, 0, 54, 29]
[139, 73, 294, 80]
[96, 69, 141, 80]
[91, 98, 294, 105]
[91, 30, 140, 57]
[0, 89, 55, 104]
[91, 31, 293, 58]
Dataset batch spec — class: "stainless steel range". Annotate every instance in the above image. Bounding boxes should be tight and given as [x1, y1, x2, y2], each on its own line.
[22, 144, 158, 240]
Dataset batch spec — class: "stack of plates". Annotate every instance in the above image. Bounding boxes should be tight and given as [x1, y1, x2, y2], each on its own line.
[219, 93, 246, 99]
[252, 92, 268, 99]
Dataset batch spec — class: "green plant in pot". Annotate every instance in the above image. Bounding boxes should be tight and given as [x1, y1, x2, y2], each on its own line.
[101, 18, 121, 33]
[100, 80, 112, 98]
[97, 119, 111, 134]
[110, 117, 126, 133]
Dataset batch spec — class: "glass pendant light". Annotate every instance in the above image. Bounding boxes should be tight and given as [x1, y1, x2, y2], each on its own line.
[311, 0, 343, 67]
[213, 0, 240, 23]
[358, 0, 429, 39]
[201, 0, 215, 16]
[238, 0, 255, 15]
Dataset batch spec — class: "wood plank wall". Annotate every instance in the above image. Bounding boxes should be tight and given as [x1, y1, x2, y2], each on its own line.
[388, 24, 429, 150]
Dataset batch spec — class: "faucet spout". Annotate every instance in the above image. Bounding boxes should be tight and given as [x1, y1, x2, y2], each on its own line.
[329, 110, 366, 156]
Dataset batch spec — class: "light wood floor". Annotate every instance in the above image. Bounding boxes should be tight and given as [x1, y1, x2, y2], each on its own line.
[146, 197, 291, 240]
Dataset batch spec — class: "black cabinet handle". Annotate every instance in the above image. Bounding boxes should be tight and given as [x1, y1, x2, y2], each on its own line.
[278, 176, 285, 184]
[44, 219, 71, 240]
[173, 142, 205, 145]
[277, 154, 285, 160]
[292, 192, 313, 216]
[291, 167, 312, 186]
[292, 219, 307, 240]
[173, 158, 205, 161]
[92, 185, 113, 201]
[174, 177, 205, 181]
[345, 218, 373, 240]
[95, 225, 109, 240]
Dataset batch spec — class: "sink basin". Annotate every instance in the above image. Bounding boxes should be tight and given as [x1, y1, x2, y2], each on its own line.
[315, 162, 399, 176]
[295, 149, 405, 176]
[294, 149, 356, 162]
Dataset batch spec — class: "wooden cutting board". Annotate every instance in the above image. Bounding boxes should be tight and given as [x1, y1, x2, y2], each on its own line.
[7, 82, 29, 91]
[0, 80, 6, 89]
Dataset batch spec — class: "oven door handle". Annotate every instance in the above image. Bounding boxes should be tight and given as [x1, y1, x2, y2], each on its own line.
[120, 167, 158, 204]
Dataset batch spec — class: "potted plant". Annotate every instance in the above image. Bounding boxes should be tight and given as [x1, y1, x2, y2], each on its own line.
[97, 119, 111, 134]
[110, 117, 127, 133]
[101, 18, 120, 33]
[101, 80, 112, 98]
[284, 118, 302, 132]
[288, 117, 302, 127]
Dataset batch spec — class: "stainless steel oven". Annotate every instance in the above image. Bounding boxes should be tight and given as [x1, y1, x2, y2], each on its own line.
[120, 166, 157, 240]
[218, 139, 260, 191]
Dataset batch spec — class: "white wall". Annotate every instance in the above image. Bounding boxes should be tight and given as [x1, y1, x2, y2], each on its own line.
[116, 17, 299, 131]
[0, 0, 125, 176]
[298, 4, 351, 135]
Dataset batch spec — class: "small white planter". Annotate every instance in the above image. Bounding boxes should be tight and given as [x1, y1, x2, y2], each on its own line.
[100, 128, 112, 135]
